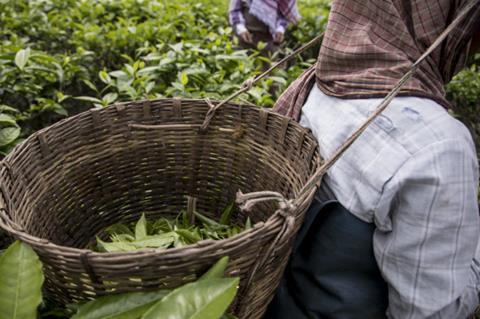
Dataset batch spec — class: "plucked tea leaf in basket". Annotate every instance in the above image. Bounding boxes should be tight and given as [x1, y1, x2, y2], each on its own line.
[0, 241, 44, 319]
[95, 202, 245, 253]
[135, 213, 148, 240]
[219, 203, 235, 225]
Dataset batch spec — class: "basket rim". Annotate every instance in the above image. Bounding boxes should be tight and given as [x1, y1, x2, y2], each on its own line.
[0, 204, 306, 258]
[0, 97, 320, 258]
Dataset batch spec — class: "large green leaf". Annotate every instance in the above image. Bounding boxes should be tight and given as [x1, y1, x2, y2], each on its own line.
[0, 126, 20, 147]
[141, 277, 239, 319]
[14, 48, 30, 71]
[199, 256, 229, 281]
[71, 290, 170, 319]
[0, 114, 17, 126]
[0, 241, 44, 319]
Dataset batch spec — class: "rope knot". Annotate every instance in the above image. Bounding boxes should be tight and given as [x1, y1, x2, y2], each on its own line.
[235, 190, 295, 214]
[241, 78, 255, 90]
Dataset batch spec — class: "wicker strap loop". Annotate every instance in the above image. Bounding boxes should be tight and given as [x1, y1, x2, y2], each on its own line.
[200, 33, 325, 130]
[37, 132, 50, 157]
[278, 117, 290, 143]
[173, 98, 182, 119]
[90, 109, 101, 127]
[80, 252, 103, 289]
[143, 100, 152, 120]
[258, 108, 268, 131]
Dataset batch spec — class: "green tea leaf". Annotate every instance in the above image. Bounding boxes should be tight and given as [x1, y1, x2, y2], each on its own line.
[0, 241, 44, 319]
[219, 203, 234, 225]
[244, 217, 252, 230]
[0, 105, 19, 114]
[135, 213, 148, 239]
[0, 114, 17, 126]
[199, 256, 229, 281]
[71, 290, 169, 319]
[141, 278, 239, 319]
[75, 96, 103, 104]
[105, 224, 134, 237]
[131, 233, 177, 249]
[194, 211, 225, 228]
[179, 71, 189, 86]
[15, 48, 30, 71]
[99, 70, 112, 84]
[82, 80, 99, 93]
[268, 76, 287, 85]
[152, 218, 174, 233]
[96, 238, 137, 252]
[102, 93, 118, 105]
[175, 229, 201, 244]
[0, 126, 20, 147]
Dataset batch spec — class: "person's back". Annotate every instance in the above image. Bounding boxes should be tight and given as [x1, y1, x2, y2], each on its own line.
[228, 0, 300, 52]
[267, 1, 480, 318]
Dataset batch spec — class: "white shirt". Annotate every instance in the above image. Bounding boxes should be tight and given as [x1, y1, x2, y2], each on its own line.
[299, 85, 480, 319]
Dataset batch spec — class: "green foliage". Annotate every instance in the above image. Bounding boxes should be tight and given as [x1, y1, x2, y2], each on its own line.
[0, 241, 44, 319]
[0, 0, 329, 157]
[72, 256, 236, 319]
[95, 205, 249, 253]
[0, 241, 238, 318]
[141, 278, 239, 319]
[446, 63, 480, 108]
[71, 291, 169, 319]
[446, 57, 480, 161]
[199, 256, 229, 281]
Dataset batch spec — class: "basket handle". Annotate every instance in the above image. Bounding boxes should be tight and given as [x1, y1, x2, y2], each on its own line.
[199, 33, 324, 131]
[293, 0, 479, 203]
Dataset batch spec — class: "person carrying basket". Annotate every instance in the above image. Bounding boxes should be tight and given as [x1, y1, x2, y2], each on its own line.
[265, 1, 480, 318]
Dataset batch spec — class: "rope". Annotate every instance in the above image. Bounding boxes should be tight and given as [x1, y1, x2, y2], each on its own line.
[200, 33, 325, 130]
[235, 190, 296, 310]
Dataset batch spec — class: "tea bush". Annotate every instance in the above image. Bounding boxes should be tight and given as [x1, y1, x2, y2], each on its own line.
[0, 0, 328, 156]
[0, 0, 478, 157]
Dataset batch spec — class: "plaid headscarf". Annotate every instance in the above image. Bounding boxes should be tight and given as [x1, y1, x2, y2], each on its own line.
[274, 0, 480, 121]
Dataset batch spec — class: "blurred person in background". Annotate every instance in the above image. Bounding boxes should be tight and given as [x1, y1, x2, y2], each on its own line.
[229, 0, 300, 54]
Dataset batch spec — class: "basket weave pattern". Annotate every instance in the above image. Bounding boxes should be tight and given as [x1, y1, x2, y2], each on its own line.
[0, 99, 321, 318]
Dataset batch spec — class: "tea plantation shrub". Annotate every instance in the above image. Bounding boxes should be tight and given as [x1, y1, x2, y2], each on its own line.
[0, 0, 478, 157]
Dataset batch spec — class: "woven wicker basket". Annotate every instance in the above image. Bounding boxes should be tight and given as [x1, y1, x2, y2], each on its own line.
[0, 98, 321, 318]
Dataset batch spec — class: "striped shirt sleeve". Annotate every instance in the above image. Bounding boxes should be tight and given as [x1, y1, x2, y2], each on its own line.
[373, 139, 480, 318]
[275, 11, 288, 34]
[229, 0, 246, 35]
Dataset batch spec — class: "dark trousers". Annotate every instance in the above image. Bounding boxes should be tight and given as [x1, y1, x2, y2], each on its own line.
[264, 199, 388, 319]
